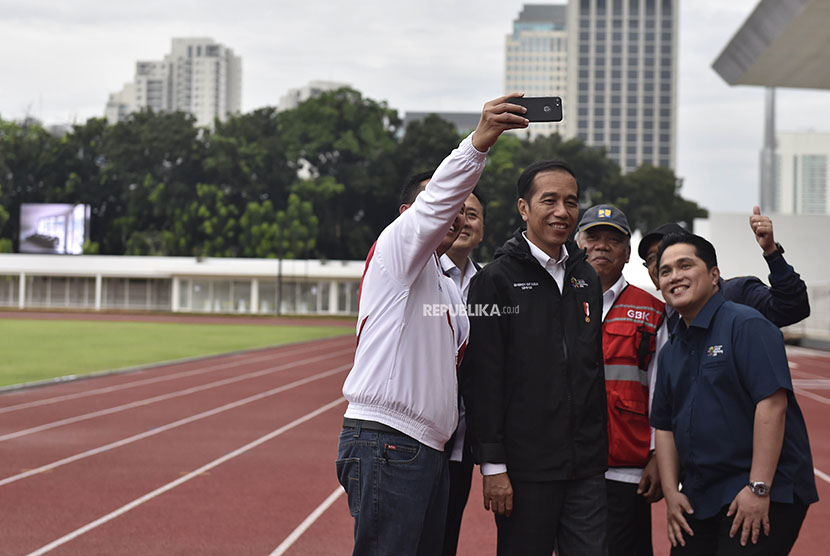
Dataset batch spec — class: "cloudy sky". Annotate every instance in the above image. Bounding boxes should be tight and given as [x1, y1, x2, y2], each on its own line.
[1, 0, 828, 214]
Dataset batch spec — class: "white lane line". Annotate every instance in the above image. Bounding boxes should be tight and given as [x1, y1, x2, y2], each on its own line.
[0, 365, 350, 487]
[0, 348, 354, 443]
[792, 379, 830, 389]
[815, 468, 830, 486]
[270, 487, 344, 556]
[786, 346, 830, 359]
[24, 397, 347, 556]
[0, 338, 351, 414]
[791, 369, 823, 379]
[795, 388, 830, 405]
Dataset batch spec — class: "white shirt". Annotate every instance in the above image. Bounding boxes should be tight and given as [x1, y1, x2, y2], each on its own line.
[342, 134, 483, 450]
[602, 274, 628, 320]
[523, 232, 569, 293]
[481, 235, 569, 476]
[440, 254, 479, 462]
[440, 254, 478, 303]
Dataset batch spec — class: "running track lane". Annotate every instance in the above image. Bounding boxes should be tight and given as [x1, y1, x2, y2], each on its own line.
[1, 337, 356, 554]
[272, 347, 830, 556]
[1, 343, 828, 554]
[0, 340, 357, 483]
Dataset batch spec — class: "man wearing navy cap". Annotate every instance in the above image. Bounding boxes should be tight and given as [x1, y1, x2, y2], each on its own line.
[577, 204, 665, 556]
[651, 232, 817, 554]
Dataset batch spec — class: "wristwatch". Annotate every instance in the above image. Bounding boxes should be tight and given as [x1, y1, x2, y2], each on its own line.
[747, 481, 770, 497]
[763, 242, 785, 261]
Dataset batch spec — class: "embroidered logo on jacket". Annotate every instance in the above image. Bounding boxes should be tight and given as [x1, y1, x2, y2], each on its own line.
[707, 345, 724, 357]
[513, 282, 539, 290]
[570, 277, 589, 289]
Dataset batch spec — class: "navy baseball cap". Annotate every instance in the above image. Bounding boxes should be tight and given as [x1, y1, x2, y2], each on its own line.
[577, 204, 631, 236]
[637, 222, 688, 260]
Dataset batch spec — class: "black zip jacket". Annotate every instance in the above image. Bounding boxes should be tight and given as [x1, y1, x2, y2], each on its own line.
[460, 230, 608, 481]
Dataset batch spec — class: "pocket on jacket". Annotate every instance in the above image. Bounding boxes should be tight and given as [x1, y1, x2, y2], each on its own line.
[606, 387, 650, 467]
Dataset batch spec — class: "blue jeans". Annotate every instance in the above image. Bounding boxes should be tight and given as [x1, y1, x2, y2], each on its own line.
[336, 422, 449, 556]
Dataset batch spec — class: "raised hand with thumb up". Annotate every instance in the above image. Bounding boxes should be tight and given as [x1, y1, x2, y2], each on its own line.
[749, 206, 777, 255]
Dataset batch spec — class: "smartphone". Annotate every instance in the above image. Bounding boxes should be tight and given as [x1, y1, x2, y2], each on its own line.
[507, 96, 563, 122]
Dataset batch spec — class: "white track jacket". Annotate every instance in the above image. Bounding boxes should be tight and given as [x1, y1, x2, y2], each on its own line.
[342, 134, 485, 450]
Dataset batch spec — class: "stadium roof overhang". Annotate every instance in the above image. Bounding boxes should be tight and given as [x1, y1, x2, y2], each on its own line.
[712, 0, 830, 90]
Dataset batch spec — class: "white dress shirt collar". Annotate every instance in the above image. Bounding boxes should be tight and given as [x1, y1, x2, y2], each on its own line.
[439, 253, 477, 302]
[522, 232, 569, 293]
[602, 274, 628, 320]
[522, 232, 569, 269]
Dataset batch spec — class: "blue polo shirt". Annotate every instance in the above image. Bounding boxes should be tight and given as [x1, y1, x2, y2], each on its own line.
[651, 292, 818, 519]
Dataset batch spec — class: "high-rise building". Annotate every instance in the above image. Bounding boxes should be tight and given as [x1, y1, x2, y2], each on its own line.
[277, 80, 350, 112]
[134, 61, 169, 113]
[504, 2, 678, 173]
[775, 131, 830, 215]
[105, 38, 242, 128]
[504, 4, 570, 139]
[566, 0, 678, 173]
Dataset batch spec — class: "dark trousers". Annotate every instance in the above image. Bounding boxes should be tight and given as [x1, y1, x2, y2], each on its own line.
[606, 479, 653, 556]
[495, 473, 609, 556]
[441, 454, 474, 555]
[671, 499, 808, 556]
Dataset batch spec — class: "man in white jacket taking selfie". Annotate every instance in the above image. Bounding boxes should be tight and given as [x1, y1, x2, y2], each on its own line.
[336, 95, 529, 556]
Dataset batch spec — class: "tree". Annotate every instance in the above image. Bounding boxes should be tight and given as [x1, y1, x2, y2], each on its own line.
[58, 117, 110, 250]
[279, 88, 401, 258]
[394, 114, 461, 180]
[1, 89, 708, 262]
[0, 118, 66, 249]
[161, 183, 240, 257]
[98, 110, 206, 254]
[238, 200, 281, 258]
[274, 193, 319, 259]
[0, 190, 10, 252]
[202, 107, 295, 208]
[473, 133, 525, 261]
[614, 164, 708, 233]
[237, 195, 318, 259]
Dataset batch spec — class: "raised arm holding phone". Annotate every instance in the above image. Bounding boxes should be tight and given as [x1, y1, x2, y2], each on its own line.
[336, 95, 527, 556]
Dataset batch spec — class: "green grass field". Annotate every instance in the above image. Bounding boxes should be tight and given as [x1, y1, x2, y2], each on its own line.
[0, 319, 351, 388]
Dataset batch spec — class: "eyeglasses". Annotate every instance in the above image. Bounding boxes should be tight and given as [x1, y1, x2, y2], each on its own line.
[642, 254, 658, 269]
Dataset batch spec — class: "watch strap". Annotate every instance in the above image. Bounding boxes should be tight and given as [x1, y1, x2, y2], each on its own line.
[763, 242, 785, 261]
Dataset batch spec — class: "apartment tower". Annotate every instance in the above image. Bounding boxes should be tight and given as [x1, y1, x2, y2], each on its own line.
[566, 0, 678, 172]
[105, 38, 242, 128]
[504, 5, 570, 139]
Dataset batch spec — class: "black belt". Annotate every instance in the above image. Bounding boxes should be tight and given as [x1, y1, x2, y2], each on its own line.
[343, 417, 401, 434]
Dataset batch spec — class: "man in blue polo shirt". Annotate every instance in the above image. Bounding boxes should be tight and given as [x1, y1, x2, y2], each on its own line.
[650, 233, 818, 555]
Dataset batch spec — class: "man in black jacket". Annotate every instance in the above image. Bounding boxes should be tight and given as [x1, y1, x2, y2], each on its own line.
[461, 160, 608, 556]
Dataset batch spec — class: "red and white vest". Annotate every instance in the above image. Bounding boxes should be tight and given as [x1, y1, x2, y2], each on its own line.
[603, 285, 665, 468]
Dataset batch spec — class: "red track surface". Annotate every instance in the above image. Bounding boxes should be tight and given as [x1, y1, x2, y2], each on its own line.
[1, 334, 828, 555]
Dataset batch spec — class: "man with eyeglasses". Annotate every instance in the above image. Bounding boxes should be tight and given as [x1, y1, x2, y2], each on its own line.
[637, 206, 809, 329]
